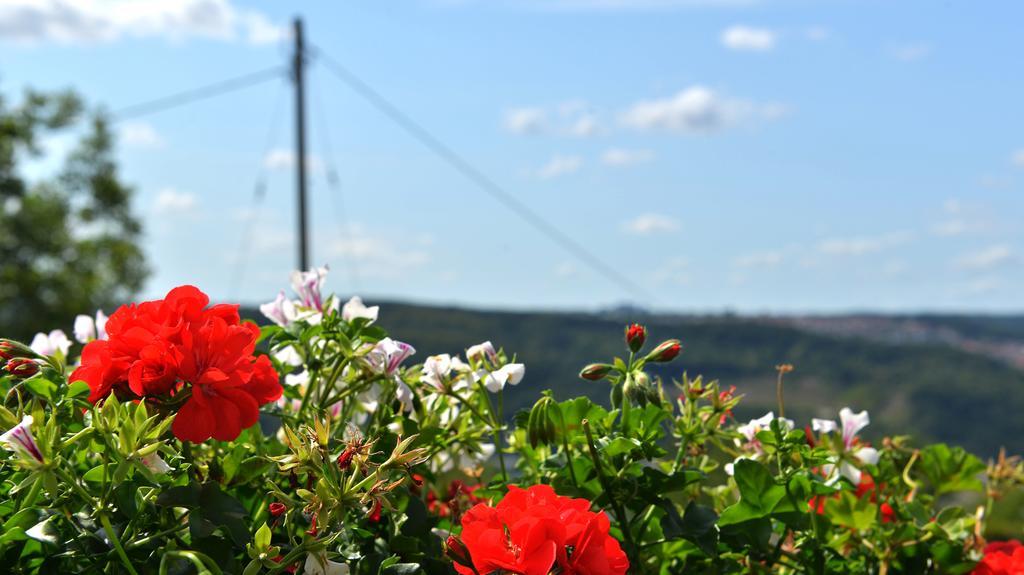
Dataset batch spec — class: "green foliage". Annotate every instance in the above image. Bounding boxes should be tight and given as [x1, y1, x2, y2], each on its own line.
[0, 87, 148, 341]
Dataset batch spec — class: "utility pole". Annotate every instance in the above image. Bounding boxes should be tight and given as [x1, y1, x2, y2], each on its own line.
[293, 17, 309, 271]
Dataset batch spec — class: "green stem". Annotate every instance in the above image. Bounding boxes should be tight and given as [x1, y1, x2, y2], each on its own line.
[475, 380, 507, 483]
[100, 512, 140, 575]
[127, 523, 189, 549]
[61, 426, 96, 449]
[582, 419, 638, 567]
[159, 550, 224, 575]
[18, 474, 43, 511]
[561, 434, 580, 488]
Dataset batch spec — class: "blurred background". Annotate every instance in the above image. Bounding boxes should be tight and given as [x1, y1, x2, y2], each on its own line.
[1, 1, 1023, 525]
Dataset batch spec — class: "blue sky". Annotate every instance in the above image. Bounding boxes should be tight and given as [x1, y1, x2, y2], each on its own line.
[2, 0, 1022, 313]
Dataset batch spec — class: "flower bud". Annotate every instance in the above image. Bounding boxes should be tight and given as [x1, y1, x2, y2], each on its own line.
[625, 323, 646, 353]
[5, 358, 39, 378]
[269, 502, 287, 517]
[445, 536, 473, 568]
[579, 363, 613, 381]
[623, 374, 647, 407]
[0, 340, 35, 362]
[645, 339, 682, 363]
[336, 447, 355, 471]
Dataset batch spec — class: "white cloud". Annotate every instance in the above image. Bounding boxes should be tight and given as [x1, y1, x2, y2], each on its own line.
[734, 251, 783, 268]
[537, 155, 583, 179]
[263, 149, 323, 173]
[568, 114, 600, 137]
[153, 188, 197, 215]
[601, 148, 654, 167]
[1012, 149, 1024, 167]
[955, 244, 1014, 270]
[891, 43, 931, 62]
[621, 213, 679, 235]
[817, 232, 912, 256]
[620, 85, 783, 134]
[327, 224, 432, 279]
[504, 108, 547, 135]
[721, 25, 776, 51]
[119, 121, 163, 148]
[0, 0, 285, 45]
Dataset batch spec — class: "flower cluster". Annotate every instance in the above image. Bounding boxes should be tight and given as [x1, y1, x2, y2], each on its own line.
[451, 484, 628, 575]
[70, 285, 282, 442]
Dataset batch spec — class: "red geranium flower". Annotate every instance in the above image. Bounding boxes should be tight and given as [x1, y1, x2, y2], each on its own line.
[70, 285, 282, 443]
[455, 484, 628, 575]
[973, 540, 1024, 575]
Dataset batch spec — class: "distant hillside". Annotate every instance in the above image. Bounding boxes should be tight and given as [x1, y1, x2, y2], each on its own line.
[245, 303, 1024, 457]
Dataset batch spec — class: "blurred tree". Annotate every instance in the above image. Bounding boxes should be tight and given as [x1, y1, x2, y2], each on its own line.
[0, 88, 148, 340]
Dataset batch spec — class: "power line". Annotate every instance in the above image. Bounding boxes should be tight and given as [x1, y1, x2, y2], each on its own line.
[112, 66, 287, 121]
[309, 45, 649, 301]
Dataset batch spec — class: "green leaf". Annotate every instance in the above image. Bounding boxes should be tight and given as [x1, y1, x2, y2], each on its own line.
[824, 491, 877, 531]
[22, 378, 57, 401]
[919, 444, 985, 495]
[66, 380, 90, 399]
[254, 522, 271, 550]
[717, 459, 791, 527]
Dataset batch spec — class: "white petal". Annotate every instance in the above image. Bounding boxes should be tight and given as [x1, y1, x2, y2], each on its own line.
[467, 341, 496, 362]
[304, 552, 349, 575]
[483, 370, 509, 393]
[500, 363, 525, 386]
[285, 371, 309, 387]
[812, 419, 838, 434]
[29, 333, 52, 356]
[342, 296, 379, 324]
[95, 310, 108, 340]
[839, 407, 870, 447]
[838, 460, 862, 485]
[73, 315, 95, 343]
[48, 330, 71, 357]
[141, 453, 172, 474]
[274, 345, 303, 367]
[854, 447, 880, 466]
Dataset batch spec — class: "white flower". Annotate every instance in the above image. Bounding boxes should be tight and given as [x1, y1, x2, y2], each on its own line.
[30, 330, 70, 358]
[0, 415, 44, 463]
[396, 378, 415, 413]
[482, 363, 525, 393]
[466, 341, 497, 363]
[450, 356, 471, 373]
[141, 452, 172, 474]
[839, 408, 870, 449]
[421, 354, 453, 390]
[811, 418, 838, 434]
[260, 291, 298, 327]
[291, 266, 329, 311]
[285, 370, 309, 387]
[273, 345, 303, 367]
[342, 296, 379, 324]
[367, 338, 416, 377]
[303, 552, 349, 575]
[736, 412, 793, 455]
[815, 407, 879, 484]
[73, 310, 108, 343]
